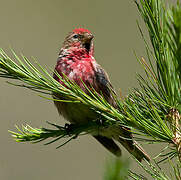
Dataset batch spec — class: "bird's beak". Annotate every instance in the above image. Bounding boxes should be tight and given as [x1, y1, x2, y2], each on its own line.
[87, 34, 94, 41]
[84, 33, 94, 43]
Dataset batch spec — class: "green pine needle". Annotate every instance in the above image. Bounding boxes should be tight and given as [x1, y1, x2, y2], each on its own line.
[0, 0, 180, 169]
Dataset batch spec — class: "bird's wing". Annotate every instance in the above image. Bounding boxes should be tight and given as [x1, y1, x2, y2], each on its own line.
[93, 62, 117, 108]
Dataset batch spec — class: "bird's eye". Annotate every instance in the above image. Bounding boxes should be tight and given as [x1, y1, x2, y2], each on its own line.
[72, 34, 79, 39]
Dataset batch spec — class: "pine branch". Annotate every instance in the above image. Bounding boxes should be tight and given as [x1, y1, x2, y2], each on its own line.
[0, 0, 180, 168]
[103, 157, 181, 180]
[0, 49, 173, 146]
[135, 0, 181, 162]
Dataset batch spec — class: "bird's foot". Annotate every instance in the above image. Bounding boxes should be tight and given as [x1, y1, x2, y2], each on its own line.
[64, 123, 78, 139]
[95, 117, 107, 127]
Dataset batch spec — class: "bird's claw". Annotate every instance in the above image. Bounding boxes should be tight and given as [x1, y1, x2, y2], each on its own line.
[64, 123, 78, 139]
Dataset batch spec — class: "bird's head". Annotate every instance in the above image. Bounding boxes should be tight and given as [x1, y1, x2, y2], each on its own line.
[62, 28, 94, 54]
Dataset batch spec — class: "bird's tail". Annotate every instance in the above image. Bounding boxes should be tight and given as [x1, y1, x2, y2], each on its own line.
[93, 135, 122, 157]
[118, 137, 150, 162]
[93, 135, 150, 162]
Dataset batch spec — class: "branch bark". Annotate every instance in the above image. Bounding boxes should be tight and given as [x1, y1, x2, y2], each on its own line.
[168, 108, 181, 162]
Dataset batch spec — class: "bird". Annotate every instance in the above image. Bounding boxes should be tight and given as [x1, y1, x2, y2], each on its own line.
[53, 28, 150, 162]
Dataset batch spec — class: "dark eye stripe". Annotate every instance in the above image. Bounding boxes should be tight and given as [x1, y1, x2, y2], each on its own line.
[72, 34, 78, 39]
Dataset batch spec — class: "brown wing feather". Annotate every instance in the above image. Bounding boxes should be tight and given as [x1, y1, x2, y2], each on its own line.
[93, 63, 117, 108]
[93, 63, 150, 162]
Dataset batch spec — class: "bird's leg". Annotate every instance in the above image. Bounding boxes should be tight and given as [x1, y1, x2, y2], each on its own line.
[64, 123, 74, 136]
[94, 113, 108, 136]
[64, 123, 78, 139]
[95, 114, 103, 125]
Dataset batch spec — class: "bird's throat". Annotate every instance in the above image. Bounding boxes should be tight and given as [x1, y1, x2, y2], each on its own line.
[84, 42, 91, 52]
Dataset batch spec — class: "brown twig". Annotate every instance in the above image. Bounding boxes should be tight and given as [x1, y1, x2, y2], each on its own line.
[168, 108, 181, 162]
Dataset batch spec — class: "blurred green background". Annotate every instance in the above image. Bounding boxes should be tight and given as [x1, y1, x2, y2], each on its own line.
[0, 0, 158, 179]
